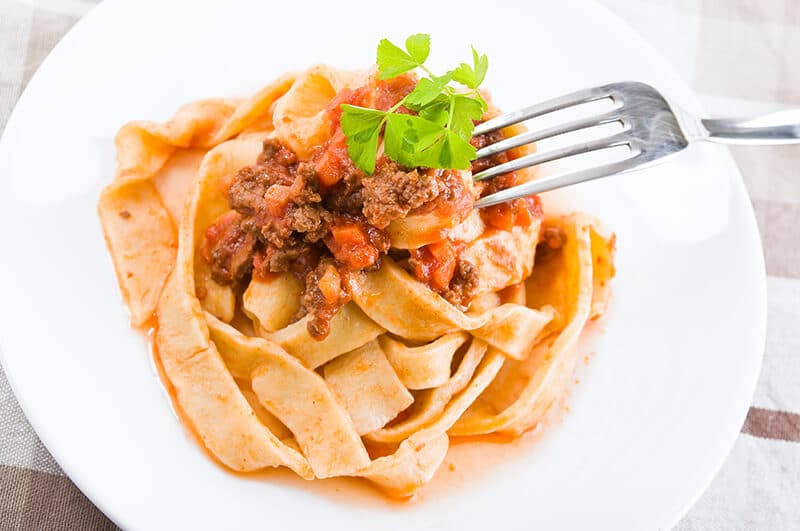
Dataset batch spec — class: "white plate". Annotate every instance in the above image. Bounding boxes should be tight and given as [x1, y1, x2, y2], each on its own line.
[0, 0, 766, 529]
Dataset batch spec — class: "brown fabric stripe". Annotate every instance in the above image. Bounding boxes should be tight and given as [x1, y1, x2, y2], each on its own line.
[741, 407, 800, 442]
[0, 465, 117, 530]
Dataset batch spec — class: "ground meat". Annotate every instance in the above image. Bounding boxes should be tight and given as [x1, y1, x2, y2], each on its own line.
[234, 155, 330, 247]
[228, 165, 274, 215]
[201, 93, 527, 340]
[256, 139, 298, 167]
[294, 162, 322, 198]
[479, 171, 519, 197]
[288, 204, 332, 242]
[324, 214, 390, 271]
[361, 162, 440, 228]
[471, 130, 524, 198]
[324, 173, 364, 216]
[300, 259, 351, 339]
[471, 130, 509, 173]
[202, 211, 257, 284]
[228, 139, 296, 215]
[442, 260, 480, 309]
[364, 224, 391, 257]
[252, 219, 290, 248]
[254, 236, 315, 274]
[204, 137, 400, 339]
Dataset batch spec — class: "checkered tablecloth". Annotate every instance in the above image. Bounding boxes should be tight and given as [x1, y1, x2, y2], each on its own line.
[1, 0, 798, 529]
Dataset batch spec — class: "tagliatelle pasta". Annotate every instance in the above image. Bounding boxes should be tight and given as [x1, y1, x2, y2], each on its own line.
[98, 64, 615, 498]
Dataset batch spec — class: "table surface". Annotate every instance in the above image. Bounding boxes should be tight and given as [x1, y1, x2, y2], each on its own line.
[0, 0, 798, 529]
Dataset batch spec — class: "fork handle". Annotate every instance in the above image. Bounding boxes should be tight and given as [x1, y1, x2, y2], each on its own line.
[701, 109, 800, 145]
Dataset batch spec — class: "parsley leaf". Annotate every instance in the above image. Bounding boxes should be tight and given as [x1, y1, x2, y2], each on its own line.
[417, 129, 476, 170]
[404, 74, 452, 108]
[377, 39, 419, 79]
[384, 113, 445, 167]
[342, 35, 489, 173]
[452, 47, 489, 89]
[451, 63, 477, 89]
[449, 94, 485, 137]
[340, 104, 386, 174]
[405, 34, 431, 64]
[417, 94, 450, 126]
[472, 46, 489, 87]
[472, 90, 488, 113]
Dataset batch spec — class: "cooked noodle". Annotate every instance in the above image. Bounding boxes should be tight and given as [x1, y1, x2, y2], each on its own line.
[98, 66, 615, 498]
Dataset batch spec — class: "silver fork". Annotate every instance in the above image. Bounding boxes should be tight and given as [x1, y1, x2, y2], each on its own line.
[472, 81, 800, 208]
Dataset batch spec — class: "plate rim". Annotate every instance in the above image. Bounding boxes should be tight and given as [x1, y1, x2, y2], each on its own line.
[0, 0, 768, 528]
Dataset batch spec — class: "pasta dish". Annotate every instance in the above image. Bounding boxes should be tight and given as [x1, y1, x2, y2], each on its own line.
[98, 35, 614, 498]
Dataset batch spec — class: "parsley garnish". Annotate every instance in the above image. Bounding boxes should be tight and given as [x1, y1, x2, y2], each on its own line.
[340, 34, 489, 174]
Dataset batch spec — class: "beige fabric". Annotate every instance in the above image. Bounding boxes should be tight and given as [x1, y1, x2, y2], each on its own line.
[604, 2, 800, 529]
[0, 1, 798, 529]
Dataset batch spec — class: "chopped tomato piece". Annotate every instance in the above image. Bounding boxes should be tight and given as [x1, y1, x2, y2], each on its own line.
[326, 222, 379, 270]
[314, 151, 340, 187]
[314, 131, 351, 187]
[317, 265, 342, 304]
[484, 195, 544, 231]
[410, 240, 459, 291]
[325, 86, 368, 130]
[486, 203, 515, 231]
[427, 241, 457, 288]
[370, 74, 417, 111]
[331, 224, 367, 246]
[523, 195, 544, 221]
[410, 249, 431, 283]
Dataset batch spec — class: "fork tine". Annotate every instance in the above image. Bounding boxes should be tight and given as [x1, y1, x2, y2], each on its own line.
[474, 156, 640, 209]
[475, 111, 623, 159]
[472, 132, 631, 181]
[473, 85, 615, 136]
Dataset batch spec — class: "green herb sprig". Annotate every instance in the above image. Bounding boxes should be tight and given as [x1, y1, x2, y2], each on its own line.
[340, 34, 489, 174]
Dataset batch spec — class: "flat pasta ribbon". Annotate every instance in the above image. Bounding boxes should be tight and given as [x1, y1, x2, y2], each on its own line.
[98, 65, 615, 498]
[450, 216, 614, 436]
[99, 75, 296, 325]
[348, 256, 554, 356]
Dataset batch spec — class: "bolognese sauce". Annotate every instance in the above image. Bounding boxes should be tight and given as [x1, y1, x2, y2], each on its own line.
[202, 76, 542, 340]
